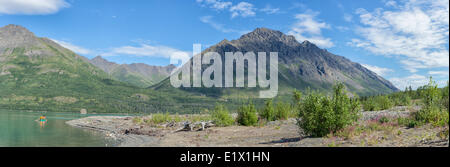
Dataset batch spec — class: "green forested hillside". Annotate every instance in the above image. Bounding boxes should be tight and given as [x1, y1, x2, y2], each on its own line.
[88, 56, 175, 88]
[0, 25, 215, 113]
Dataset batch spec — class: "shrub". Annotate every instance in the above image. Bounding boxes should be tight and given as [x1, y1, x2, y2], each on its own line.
[399, 95, 412, 106]
[422, 77, 441, 107]
[149, 112, 172, 124]
[362, 99, 378, 111]
[173, 113, 183, 122]
[237, 102, 258, 126]
[211, 104, 234, 127]
[392, 94, 412, 106]
[378, 116, 390, 124]
[291, 90, 302, 116]
[374, 96, 393, 110]
[296, 83, 360, 137]
[260, 99, 276, 121]
[331, 84, 361, 130]
[397, 117, 421, 128]
[414, 106, 449, 127]
[441, 81, 449, 110]
[132, 117, 143, 124]
[275, 102, 291, 120]
[293, 90, 302, 104]
[413, 78, 449, 127]
[362, 95, 394, 111]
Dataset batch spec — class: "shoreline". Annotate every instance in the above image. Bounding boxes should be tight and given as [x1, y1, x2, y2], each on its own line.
[66, 106, 448, 147]
[66, 116, 160, 147]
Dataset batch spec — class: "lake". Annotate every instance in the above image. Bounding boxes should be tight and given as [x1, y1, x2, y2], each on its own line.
[0, 110, 124, 147]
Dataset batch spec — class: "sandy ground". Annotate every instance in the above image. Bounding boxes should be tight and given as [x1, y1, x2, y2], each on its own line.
[66, 106, 448, 147]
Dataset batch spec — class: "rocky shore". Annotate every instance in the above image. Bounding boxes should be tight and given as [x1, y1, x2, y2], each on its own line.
[66, 116, 160, 147]
[66, 107, 448, 147]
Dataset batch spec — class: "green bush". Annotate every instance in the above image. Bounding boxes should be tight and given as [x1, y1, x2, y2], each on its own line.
[362, 99, 378, 111]
[378, 116, 390, 124]
[275, 102, 291, 120]
[392, 93, 412, 106]
[414, 106, 449, 127]
[374, 96, 393, 110]
[148, 112, 171, 124]
[413, 78, 449, 127]
[397, 117, 422, 128]
[293, 90, 302, 104]
[291, 90, 302, 116]
[211, 104, 234, 127]
[399, 95, 412, 106]
[260, 99, 276, 121]
[237, 102, 258, 126]
[296, 83, 360, 137]
[132, 117, 143, 124]
[441, 81, 449, 110]
[361, 95, 396, 111]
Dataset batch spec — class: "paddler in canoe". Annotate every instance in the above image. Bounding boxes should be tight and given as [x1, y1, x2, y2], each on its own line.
[36, 115, 47, 123]
[39, 115, 47, 122]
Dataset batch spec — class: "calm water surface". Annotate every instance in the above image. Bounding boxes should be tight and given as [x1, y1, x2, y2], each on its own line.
[0, 110, 127, 147]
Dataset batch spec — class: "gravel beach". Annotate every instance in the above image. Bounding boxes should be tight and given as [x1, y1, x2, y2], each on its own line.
[66, 107, 448, 147]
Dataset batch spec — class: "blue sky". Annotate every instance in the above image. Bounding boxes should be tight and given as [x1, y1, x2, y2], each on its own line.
[0, 0, 448, 89]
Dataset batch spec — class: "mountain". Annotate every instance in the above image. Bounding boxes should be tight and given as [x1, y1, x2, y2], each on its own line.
[0, 24, 212, 113]
[152, 28, 398, 98]
[0, 25, 398, 113]
[89, 56, 175, 88]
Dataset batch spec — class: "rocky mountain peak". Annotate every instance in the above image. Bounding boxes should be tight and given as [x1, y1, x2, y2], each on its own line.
[0, 24, 34, 35]
[238, 28, 299, 46]
[0, 24, 40, 49]
[301, 40, 316, 47]
[240, 28, 283, 40]
[92, 55, 109, 62]
[218, 39, 231, 45]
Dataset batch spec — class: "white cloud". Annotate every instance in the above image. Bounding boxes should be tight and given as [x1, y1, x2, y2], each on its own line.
[428, 70, 449, 77]
[51, 39, 91, 55]
[336, 3, 353, 22]
[350, 0, 449, 73]
[260, 5, 280, 14]
[200, 16, 248, 34]
[103, 44, 190, 60]
[196, 0, 232, 10]
[196, 1, 264, 18]
[0, 0, 69, 15]
[390, 74, 448, 90]
[343, 13, 353, 22]
[385, 0, 398, 8]
[230, 2, 256, 18]
[361, 64, 394, 76]
[389, 74, 429, 90]
[288, 11, 334, 48]
[336, 26, 350, 31]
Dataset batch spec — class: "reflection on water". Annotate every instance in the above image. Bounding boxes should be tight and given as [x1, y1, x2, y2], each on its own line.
[0, 110, 126, 147]
[39, 121, 46, 128]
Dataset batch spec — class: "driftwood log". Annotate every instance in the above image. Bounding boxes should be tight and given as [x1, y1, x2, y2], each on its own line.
[175, 121, 215, 132]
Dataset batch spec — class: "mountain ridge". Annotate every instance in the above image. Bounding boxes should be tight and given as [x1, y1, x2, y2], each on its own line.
[153, 27, 398, 97]
[89, 56, 175, 88]
[0, 24, 197, 113]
